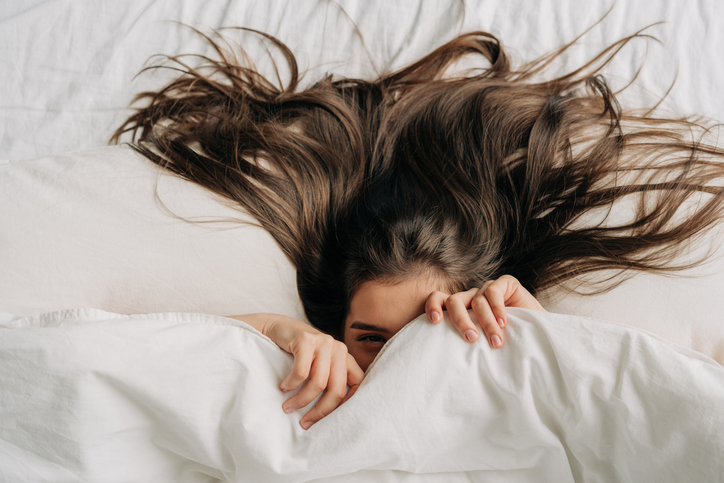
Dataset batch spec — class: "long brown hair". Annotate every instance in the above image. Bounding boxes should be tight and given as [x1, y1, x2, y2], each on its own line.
[112, 28, 724, 338]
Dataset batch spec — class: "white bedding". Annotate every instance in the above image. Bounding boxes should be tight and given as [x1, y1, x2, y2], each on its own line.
[2, 0, 723, 161]
[1, 1, 724, 362]
[1, 308, 722, 482]
[0, 146, 303, 319]
[2, 1, 724, 482]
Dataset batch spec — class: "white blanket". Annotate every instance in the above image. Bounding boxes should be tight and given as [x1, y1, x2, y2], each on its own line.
[1, 308, 722, 482]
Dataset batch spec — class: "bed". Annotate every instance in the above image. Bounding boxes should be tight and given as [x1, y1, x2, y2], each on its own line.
[1, 1, 723, 481]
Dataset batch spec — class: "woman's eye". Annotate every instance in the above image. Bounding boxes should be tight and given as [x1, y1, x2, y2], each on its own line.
[357, 333, 387, 345]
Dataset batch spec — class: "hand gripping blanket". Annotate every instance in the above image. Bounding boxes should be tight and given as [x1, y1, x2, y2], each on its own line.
[1, 308, 722, 482]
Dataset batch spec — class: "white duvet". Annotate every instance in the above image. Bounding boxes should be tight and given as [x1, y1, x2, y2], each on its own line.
[2, 2, 724, 482]
[1, 308, 722, 482]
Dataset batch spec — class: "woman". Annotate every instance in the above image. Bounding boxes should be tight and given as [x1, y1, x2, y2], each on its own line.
[112, 29, 724, 429]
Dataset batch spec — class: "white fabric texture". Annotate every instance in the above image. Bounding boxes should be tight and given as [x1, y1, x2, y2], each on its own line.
[1, 2, 724, 481]
[0, 146, 303, 319]
[1, 308, 722, 482]
[0, 0, 723, 362]
[2, 0, 723, 161]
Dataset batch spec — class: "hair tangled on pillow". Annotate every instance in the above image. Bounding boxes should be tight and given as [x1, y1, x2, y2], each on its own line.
[112, 28, 724, 338]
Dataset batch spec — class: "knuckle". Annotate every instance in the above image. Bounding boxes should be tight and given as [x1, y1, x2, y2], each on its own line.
[470, 295, 488, 311]
[484, 283, 503, 298]
[499, 274, 518, 285]
[316, 334, 334, 350]
[452, 315, 471, 328]
[446, 293, 461, 305]
[333, 340, 349, 355]
[309, 380, 326, 392]
[293, 396, 311, 408]
[299, 331, 316, 344]
[331, 387, 347, 401]
[292, 367, 310, 380]
[484, 280, 501, 291]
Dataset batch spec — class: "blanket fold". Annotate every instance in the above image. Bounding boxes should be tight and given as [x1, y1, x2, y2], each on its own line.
[1, 309, 722, 482]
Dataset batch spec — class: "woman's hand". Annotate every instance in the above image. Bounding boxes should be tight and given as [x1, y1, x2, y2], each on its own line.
[228, 313, 364, 430]
[424, 275, 545, 348]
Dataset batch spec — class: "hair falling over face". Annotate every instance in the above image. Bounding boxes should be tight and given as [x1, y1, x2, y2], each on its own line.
[112, 27, 724, 339]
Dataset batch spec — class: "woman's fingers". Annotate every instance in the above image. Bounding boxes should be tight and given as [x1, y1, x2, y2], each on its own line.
[261, 315, 365, 428]
[300, 347, 365, 429]
[427, 288, 504, 347]
[425, 275, 545, 349]
[480, 277, 512, 328]
[497, 274, 546, 312]
[471, 283, 505, 348]
[284, 341, 365, 429]
[428, 288, 495, 345]
[282, 340, 332, 414]
[279, 345, 314, 392]
[425, 290, 449, 324]
[300, 344, 348, 429]
[341, 354, 365, 404]
[443, 288, 480, 342]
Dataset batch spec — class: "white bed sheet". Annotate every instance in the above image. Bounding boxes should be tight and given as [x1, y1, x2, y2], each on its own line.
[1, 0, 723, 161]
[1, 308, 722, 482]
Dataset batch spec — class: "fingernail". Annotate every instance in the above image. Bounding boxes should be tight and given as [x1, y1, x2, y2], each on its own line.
[491, 335, 502, 347]
[464, 329, 478, 342]
[497, 317, 505, 328]
[301, 420, 313, 430]
[283, 405, 293, 414]
[430, 311, 441, 323]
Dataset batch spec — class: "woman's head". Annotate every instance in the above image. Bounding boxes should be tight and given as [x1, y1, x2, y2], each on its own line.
[295, 150, 507, 343]
[326, 169, 502, 369]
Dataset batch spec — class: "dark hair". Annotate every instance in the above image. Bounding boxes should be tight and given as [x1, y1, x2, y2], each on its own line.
[112, 28, 724, 338]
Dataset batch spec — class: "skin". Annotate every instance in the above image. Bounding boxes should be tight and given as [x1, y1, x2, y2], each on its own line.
[232, 274, 545, 430]
[343, 277, 442, 371]
[345, 275, 545, 371]
[229, 312, 364, 430]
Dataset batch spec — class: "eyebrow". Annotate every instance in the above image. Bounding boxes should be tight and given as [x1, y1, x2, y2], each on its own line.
[349, 321, 390, 333]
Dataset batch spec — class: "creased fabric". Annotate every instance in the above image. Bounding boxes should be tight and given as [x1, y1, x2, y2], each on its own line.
[1, 308, 722, 482]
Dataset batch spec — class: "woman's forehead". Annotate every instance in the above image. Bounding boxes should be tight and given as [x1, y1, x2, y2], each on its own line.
[346, 277, 441, 331]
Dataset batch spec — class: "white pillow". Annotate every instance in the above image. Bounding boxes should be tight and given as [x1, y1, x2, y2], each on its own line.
[1, 146, 722, 364]
[0, 146, 303, 320]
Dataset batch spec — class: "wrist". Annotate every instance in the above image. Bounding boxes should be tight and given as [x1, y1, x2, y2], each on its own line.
[226, 313, 279, 337]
